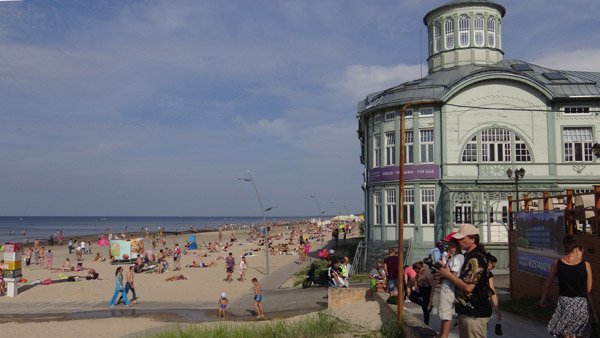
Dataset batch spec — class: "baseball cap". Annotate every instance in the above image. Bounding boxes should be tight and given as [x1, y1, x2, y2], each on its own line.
[443, 232, 457, 242]
[452, 224, 479, 239]
[221, 292, 226, 299]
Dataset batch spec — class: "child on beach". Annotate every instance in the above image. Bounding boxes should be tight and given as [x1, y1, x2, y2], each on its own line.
[45, 249, 53, 269]
[239, 256, 247, 282]
[218, 292, 228, 319]
[252, 277, 265, 319]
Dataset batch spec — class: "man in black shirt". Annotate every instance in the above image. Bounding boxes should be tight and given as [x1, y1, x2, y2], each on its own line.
[383, 248, 399, 297]
[438, 224, 491, 338]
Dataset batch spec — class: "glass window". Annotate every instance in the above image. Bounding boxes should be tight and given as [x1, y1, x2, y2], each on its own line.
[385, 132, 396, 166]
[458, 15, 470, 47]
[420, 130, 434, 163]
[564, 107, 591, 115]
[420, 108, 434, 116]
[373, 134, 381, 167]
[434, 22, 442, 53]
[563, 127, 593, 162]
[374, 191, 382, 225]
[445, 18, 454, 49]
[386, 189, 397, 225]
[405, 109, 413, 117]
[404, 189, 415, 225]
[421, 188, 435, 225]
[474, 15, 484, 47]
[405, 131, 414, 164]
[374, 113, 382, 124]
[487, 17, 496, 47]
[460, 128, 532, 163]
[385, 111, 396, 121]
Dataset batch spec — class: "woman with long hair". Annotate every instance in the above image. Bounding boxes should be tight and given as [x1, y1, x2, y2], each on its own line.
[540, 235, 596, 338]
[109, 266, 130, 308]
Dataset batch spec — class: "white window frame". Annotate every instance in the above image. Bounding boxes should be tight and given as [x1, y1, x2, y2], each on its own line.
[385, 189, 397, 225]
[373, 134, 381, 167]
[474, 15, 484, 47]
[385, 132, 396, 166]
[487, 16, 496, 47]
[374, 191, 383, 225]
[421, 188, 435, 225]
[563, 106, 591, 116]
[445, 18, 454, 50]
[374, 113, 382, 124]
[458, 15, 470, 47]
[419, 107, 434, 116]
[404, 188, 415, 225]
[481, 128, 511, 162]
[434, 22, 442, 53]
[420, 129, 434, 164]
[563, 127, 594, 162]
[405, 108, 414, 118]
[462, 135, 477, 162]
[405, 131, 414, 165]
[384, 111, 396, 121]
[514, 136, 531, 162]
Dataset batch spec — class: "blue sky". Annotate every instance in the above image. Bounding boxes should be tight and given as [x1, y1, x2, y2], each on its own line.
[1, 0, 599, 217]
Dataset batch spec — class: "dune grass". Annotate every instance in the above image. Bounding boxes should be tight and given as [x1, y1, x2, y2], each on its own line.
[153, 312, 346, 338]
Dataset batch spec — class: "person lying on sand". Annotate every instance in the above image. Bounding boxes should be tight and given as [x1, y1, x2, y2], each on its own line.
[186, 260, 216, 268]
[165, 274, 189, 281]
[94, 253, 106, 262]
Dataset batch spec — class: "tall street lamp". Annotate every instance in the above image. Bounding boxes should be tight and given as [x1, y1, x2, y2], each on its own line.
[506, 168, 526, 211]
[240, 170, 270, 275]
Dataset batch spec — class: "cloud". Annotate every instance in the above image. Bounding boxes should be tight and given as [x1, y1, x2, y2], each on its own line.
[330, 63, 424, 101]
[234, 116, 291, 139]
[531, 49, 600, 72]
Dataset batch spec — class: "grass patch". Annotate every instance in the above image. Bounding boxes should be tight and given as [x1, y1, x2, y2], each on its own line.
[502, 297, 555, 324]
[152, 312, 346, 338]
[380, 318, 404, 338]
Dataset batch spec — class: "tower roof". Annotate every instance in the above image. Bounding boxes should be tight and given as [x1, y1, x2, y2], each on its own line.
[424, 0, 506, 24]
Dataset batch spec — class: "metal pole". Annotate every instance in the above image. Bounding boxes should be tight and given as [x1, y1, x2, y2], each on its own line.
[515, 175, 520, 212]
[246, 170, 269, 275]
[397, 104, 407, 327]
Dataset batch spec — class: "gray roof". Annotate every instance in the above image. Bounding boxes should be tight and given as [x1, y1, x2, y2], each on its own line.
[357, 59, 600, 113]
[424, 0, 506, 24]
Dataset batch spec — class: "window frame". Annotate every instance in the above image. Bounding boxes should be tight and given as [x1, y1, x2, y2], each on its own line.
[373, 191, 383, 225]
[421, 188, 436, 225]
[487, 16, 496, 47]
[405, 131, 414, 165]
[563, 127, 594, 162]
[404, 188, 415, 226]
[420, 129, 434, 164]
[385, 132, 396, 166]
[563, 106, 591, 116]
[458, 15, 470, 47]
[373, 133, 381, 168]
[474, 15, 484, 47]
[385, 189, 397, 225]
[434, 22, 442, 53]
[445, 18, 455, 50]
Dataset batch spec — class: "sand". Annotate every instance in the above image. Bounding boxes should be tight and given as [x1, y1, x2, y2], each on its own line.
[0, 223, 342, 337]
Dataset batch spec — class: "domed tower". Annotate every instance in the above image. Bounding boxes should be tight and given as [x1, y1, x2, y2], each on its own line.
[423, 0, 506, 73]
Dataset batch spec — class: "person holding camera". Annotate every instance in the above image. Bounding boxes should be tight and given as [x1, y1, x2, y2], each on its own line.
[437, 224, 491, 338]
[437, 239, 464, 338]
[410, 261, 435, 325]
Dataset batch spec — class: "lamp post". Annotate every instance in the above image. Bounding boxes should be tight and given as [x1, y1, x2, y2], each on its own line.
[506, 168, 526, 211]
[240, 170, 270, 275]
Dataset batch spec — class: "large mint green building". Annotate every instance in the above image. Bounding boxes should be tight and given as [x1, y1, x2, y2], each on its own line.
[357, 0, 600, 265]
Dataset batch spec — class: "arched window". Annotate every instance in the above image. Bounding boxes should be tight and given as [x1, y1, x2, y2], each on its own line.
[458, 15, 470, 47]
[461, 128, 532, 163]
[474, 15, 484, 47]
[487, 16, 496, 47]
[445, 18, 454, 50]
[434, 22, 442, 53]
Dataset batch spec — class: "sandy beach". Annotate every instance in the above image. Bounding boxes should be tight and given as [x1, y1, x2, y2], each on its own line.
[0, 221, 359, 337]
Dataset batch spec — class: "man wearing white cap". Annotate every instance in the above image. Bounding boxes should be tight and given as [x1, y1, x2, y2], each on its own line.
[437, 224, 491, 338]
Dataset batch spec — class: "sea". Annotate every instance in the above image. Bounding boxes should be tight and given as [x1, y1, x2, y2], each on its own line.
[0, 216, 312, 244]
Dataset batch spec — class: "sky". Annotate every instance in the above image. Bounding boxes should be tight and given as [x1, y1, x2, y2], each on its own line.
[1, 0, 599, 217]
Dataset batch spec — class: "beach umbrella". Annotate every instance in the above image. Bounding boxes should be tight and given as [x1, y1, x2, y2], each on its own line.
[97, 237, 109, 246]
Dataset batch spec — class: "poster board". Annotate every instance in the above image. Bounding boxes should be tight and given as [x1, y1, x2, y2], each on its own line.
[516, 211, 565, 278]
[110, 238, 144, 260]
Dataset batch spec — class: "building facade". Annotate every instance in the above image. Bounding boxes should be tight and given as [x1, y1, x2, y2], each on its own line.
[357, 0, 600, 265]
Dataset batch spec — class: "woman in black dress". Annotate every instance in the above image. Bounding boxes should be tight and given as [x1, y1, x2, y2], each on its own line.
[540, 235, 596, 338]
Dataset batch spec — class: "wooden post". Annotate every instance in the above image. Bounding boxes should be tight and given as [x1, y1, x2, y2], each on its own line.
[508, 195, 514, 231]
[566, 189, 575, 235]
[594, 186, 600, 235]
[543, 192, 550, 211]
[397, 104, 407, 328]
[524, 194, 530, 211]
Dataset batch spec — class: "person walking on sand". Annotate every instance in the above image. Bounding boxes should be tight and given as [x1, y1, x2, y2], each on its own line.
[239, 256, 247, 282]
[173, 243, 182, 271]
[45, 249, 53, 269]
[218, 292, 228, 320]
[122, 265, 138, 304]
[540, 235, 596, 338]
[252, 277, 264, 319]
[225, 252, 235, 282]
[109, 267, 130, 308]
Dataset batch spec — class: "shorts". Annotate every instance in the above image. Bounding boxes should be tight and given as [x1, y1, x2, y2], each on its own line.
[387, 279, 398, 292]
[226, 267, 233, 273]
[254, 294, 263, 302]
[438, 286, 456, 320]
